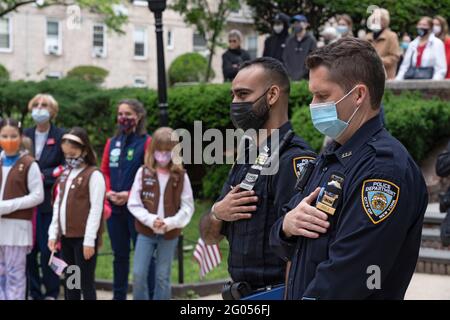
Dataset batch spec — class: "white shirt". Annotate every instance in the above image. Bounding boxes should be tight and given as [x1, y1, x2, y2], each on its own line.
[0, 154, 44, 247]
[396, 33, 448, 80]
[34, 129, 49, 161]
[128, 167, 194, 234]
[48, 167, 106, 247]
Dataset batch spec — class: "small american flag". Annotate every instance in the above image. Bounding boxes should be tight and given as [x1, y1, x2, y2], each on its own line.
[193, 238, 222, 278]
[48, 251, 68, 276]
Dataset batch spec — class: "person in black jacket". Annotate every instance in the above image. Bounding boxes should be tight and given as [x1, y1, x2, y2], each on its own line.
[24, 94, 65, 300]
[436, 141, 450, 246]
[222, 30, 251, 82]
[263, 13, 290, 62]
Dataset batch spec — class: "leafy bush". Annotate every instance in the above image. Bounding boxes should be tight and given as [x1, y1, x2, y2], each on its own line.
[1, 79, 448, 199]
[0, 64, 9, 81]
[169, 53, 215, 85]
[66, 65, 109, 85]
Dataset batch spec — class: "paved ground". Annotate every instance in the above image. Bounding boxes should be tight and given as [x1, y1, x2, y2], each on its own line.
[93, 272, 450, 300]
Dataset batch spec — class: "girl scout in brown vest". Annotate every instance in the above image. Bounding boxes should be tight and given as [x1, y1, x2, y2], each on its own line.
[0, 118, 44, 300]
[48, 127, 106, 300]
[128, 127, 194, 300]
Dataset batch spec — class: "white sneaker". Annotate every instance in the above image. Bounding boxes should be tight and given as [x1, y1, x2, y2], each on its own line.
[44, 296, 56, 300]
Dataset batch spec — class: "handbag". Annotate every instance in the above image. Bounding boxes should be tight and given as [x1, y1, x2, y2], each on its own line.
[404, 48, 434, 79]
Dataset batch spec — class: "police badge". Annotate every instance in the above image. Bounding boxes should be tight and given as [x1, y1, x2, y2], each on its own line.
[362, 179, 400, 224]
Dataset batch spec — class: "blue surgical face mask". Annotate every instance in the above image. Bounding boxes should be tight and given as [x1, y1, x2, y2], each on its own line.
[336, 25, 349, 35]
[31, 108, 50, 124]
[309, 86, 360, 139]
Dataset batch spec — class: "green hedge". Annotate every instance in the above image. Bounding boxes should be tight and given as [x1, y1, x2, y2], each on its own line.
[66, 65, 109, 85]
[0, 79, 449, 199]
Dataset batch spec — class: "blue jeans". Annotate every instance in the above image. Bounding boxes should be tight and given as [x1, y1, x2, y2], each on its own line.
[107, 207, 155, 300]
[133, 234, 178, 300]
[26, 210, 60, 300]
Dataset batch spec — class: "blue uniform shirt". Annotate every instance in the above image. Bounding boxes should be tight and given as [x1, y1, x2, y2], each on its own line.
[270, 113, 428, 299]
[217, 121, 316, 289]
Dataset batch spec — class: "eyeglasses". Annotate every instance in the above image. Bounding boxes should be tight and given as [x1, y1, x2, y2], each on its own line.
[229, 39, 238, 43]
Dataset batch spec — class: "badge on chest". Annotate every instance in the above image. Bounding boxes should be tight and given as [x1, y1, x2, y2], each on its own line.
[316, 173, 345, 216]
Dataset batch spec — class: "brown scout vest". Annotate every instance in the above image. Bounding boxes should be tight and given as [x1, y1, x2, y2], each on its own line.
[57, 166, 105, 241]
[135, 166, 185, 240]
[0, 155, 35, 220]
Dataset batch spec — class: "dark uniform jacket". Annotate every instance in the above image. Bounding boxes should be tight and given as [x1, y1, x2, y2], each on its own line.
[270, 114, 428, 299]
[217, 121, 316, 289]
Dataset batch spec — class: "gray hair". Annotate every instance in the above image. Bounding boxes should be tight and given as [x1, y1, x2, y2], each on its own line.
[228, 29, 243, 41]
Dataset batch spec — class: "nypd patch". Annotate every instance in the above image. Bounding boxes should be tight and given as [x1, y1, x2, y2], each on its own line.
[293, 156, 315, 177]
[362, 179, 400, 224]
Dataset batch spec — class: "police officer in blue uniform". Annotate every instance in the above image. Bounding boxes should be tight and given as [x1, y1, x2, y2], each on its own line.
[199, 57, 316, 299]
[270, 38, 428, 300]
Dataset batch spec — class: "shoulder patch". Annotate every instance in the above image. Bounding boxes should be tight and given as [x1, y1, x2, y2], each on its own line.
[293, 156, 315, 177]
[361, 179, 400, 224]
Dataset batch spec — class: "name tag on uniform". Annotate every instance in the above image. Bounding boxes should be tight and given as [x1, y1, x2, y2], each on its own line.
[316, 173, 345, 215]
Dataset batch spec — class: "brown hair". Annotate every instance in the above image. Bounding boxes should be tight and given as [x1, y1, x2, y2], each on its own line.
[116, 99, 147, 137]
[144, 127, 183, 173]
[433, 15, 449, 41]
[61, 127, 97, 166]
[419, 16, 433, 29]
[0, 118, 32, 153]
[27, 94, 59, 119]
[337, 14, 353, 29]
[306, 37, 385, 109]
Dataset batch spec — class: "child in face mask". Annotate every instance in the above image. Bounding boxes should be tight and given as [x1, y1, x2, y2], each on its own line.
[48, 127, 106, 300]
[0, 118, 44, 300]
[128, 127, 194, 300]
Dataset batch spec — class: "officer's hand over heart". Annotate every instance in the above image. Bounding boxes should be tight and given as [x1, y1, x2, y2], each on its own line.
[212, 185, 258, 222]
[282, 187, 330, 239]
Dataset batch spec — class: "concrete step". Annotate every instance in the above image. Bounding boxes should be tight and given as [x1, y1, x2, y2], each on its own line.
[423, 203, 446, 225]
[416, 248, 450, 275]
[422, 228, 441, 242]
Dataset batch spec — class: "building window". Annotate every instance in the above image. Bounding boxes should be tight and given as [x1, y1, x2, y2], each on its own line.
[46, 71, 63, 80]
[246, 34, 257, 59]
[0, 17, 12, 52]
[193, 32, 207, 52]
[45, 20, 62, 55]
[167, 29, 174, 50]
[133, 76, 147, 88]
[134, 27, 147, 59]
[93, 24, 107, 57]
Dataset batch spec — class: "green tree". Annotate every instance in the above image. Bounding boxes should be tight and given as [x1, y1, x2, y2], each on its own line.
[245, 0, 450, 37]
[0, 0, 128, 33]
[169, 52, 215, 85]
[171, 0, 240, 82]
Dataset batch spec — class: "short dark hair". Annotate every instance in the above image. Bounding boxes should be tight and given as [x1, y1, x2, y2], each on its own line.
[239, 57, 291, 94]
[306, 37, 385, 108]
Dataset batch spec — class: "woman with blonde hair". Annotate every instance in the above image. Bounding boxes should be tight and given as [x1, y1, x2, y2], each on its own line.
[433, 15, 450, 78]
[128, 127, 194, 300]
[24, 93, 65, 300]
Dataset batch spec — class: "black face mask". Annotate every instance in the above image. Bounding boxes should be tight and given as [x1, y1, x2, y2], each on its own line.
[230, 87, 271, 131]
[417, 28, 429, 37]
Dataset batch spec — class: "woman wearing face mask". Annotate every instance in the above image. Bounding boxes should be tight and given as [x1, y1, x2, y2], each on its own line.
[128, 127, 194, 300]
[48, 127, 105, 300]
[336, 14, 354, 38]
[24, 93, 65, 301]
[100, 99, 153, 300]
[0, 118, 44, 300]
[433, 15, 450, 79]
[396, 16, 447, 80]
[366, 8, 401, 80]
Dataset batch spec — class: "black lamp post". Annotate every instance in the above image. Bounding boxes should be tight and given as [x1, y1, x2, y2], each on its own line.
[147, 0, 169, 127]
